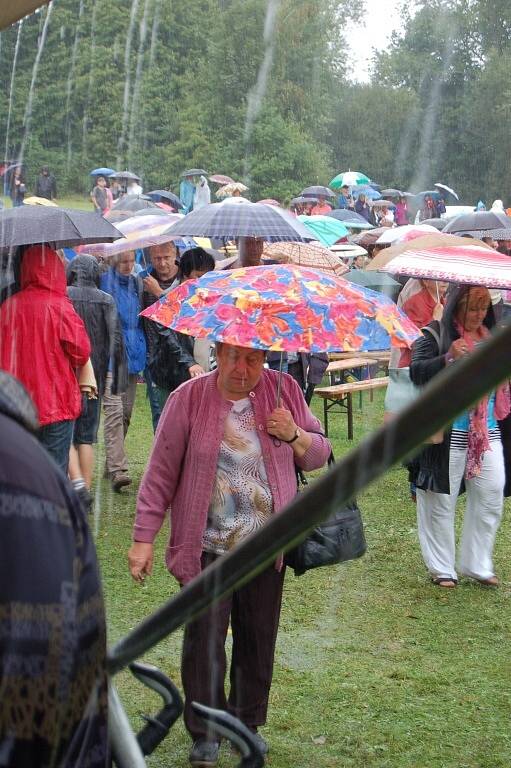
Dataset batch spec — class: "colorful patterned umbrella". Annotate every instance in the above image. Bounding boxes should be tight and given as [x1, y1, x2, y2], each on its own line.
[261, 241, 349, 276]
[376, 224, 438, 245]
[209, 174, 235, 185]
[381, 243, 511, 289]
[216, 182, 249, 198]
[141, 264, 420, 352]
[297, 215, 349, 247]
[367, 233, 492, 271]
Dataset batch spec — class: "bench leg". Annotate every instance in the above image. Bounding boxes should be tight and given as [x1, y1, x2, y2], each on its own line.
[347, 392, 353, 440]
[323, 398, 329, 437]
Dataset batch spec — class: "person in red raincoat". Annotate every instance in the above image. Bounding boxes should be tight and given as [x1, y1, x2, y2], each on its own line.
[0, 244, 90, 472]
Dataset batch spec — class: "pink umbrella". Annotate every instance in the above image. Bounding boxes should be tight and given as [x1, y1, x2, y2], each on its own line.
[376, 224, 438, 245]
[209, 174, 235, 185]
[82, 213, 183, 258]
[257, 199, 280, 207]
[382, 243, 511, 289]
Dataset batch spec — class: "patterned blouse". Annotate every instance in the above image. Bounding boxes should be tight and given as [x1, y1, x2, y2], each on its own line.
[202, 398, 273, 553]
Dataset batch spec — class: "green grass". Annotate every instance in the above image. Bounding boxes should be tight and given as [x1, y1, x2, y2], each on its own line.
[94, 386, 511, 767]
[2, 193, 97, 211]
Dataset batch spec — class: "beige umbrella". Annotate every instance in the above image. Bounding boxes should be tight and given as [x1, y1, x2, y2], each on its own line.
[367, 233, 493, 271]
[216, 182, 249, 198]
[262, 241, 349, 276]
[0, 2, 50, 29]
[24, 196, 58, 207]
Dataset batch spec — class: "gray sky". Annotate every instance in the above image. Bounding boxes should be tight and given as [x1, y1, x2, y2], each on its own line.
[345, 0, 409, 82]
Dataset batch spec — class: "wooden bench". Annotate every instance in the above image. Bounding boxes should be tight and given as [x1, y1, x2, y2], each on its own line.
[314, 377, 389, 439]
[325, 357, 374, 384]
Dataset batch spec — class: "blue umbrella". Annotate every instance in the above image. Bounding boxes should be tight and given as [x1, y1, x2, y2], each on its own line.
[90, 167, 116, 177]
[351, 184, 381, 201]
[297, 215, 349, 247]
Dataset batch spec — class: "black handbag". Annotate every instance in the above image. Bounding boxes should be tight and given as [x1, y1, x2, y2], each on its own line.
[285, 453, 367, 576]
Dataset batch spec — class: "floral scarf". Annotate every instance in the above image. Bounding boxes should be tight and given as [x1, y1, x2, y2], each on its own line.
[455, 321, 511, 478]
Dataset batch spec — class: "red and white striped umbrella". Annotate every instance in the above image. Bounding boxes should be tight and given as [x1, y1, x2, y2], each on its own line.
[382, 243, 511, 289]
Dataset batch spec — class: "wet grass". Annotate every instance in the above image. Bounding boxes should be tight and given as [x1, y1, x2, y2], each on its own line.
[94, 385, 511, 767]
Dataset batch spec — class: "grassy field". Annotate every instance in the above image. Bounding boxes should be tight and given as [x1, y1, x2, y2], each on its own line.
[93, 386, 511, 768]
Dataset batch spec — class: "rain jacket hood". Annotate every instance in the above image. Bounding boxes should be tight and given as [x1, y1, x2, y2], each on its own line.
[21, 245, 67, 294]
[66, 254, 101, 288]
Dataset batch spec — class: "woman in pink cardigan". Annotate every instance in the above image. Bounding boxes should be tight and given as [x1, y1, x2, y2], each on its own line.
[129, 342, 331, 766]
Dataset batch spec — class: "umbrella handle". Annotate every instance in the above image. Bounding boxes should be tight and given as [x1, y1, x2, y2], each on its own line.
[276, 352, 284, 407]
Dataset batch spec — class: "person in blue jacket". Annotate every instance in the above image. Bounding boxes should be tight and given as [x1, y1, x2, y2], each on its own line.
[100, 251, 147, 492]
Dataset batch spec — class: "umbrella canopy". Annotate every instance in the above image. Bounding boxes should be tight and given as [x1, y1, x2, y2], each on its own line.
[106, 195, 159, 222]
[145, 190, 183, 209]
[23, 196, 58, 207]
[110, 171, 141, 182]
[90, 167, 116, 177]
[381, 243, 511, 290]
[131, 207, 172, 218]
[367, 199, 396, 208]
[376, 224, 439, 245]
[330, 243, 368, 260]
[434, 183, 459, 201]
[380, 188, 404, 198]
[367, 233, 492, 272]
[0, 2, 50, 29]
[141, 264, 420, 353]
[297, 215, 349, 247]
[257, 199, 280, 207]
[261, 241, 348, 276]
[351, 184, 382, 201]
[413, 190, 441, 201]
[330, 171, 371, 189]
[181, 168, 208, 177]
[350, 228, 389, 248]
[418, 217, 448, 230]
[326, 209, 374, 230]
[209, 174, 235, 185]
[83, 213, 183, 258]
[344, 270, 402, 301]
[442, 210, 511, 239]
[162, 201, 314, 242]
[300, 186, 335, 199]
[216, 182, 249, 198]
[0, 206, 122, 249]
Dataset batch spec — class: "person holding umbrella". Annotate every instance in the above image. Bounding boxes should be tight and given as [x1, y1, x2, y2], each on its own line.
[129, 341, 331, 765]
[409, 285, 510, 588]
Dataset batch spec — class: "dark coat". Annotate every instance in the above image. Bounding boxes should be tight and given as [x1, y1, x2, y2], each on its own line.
[67, 255, 128, 396]
[0, 372, 108, 766]
[409, 285, 496, 494]
[148, 323, 196, 391]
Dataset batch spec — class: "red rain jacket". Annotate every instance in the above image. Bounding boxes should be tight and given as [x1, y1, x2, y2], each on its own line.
[0, 246, 90, 425]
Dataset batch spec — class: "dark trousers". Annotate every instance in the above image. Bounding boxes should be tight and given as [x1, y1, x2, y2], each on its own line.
[38, 419, 74, 473]
[181, 552, 286, 739]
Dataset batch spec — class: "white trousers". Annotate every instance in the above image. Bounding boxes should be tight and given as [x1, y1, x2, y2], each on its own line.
[416, 442, 505, 581]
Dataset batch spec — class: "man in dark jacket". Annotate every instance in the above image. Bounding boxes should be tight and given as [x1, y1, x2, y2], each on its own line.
[0, 371, 108, 766]
[35, 165, 57, 200]
[141, 242, 179, 430]
[67, 254, 127, 506]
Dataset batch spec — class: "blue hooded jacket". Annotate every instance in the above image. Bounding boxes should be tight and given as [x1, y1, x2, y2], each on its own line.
[100, 269, 146, 374]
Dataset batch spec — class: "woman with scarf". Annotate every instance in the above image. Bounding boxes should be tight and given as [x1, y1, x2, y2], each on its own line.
[409, 285, 510, 588]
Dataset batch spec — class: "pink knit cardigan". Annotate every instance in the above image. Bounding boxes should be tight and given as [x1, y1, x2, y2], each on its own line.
[134, 368, 331, 584]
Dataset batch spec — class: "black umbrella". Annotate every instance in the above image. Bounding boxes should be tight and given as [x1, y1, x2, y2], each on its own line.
[345, 269, 401, 301]
[131, 207, 173, 218]
[0, 206, 122, 249]
[300, 185, 335, 199]
[110, 170, 141, 182]
[442, 211, 511, 239]
[380, 188, 404, 198]
[163, 201, 314, 242]
[180, 168, 208, 177]
[145, 190, 184, 209]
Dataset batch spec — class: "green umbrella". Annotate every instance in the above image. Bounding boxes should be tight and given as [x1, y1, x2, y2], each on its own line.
[297, 215, 349, 247]
[330, 171, 371, 190]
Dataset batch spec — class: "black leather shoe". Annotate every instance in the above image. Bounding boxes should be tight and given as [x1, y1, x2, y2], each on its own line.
[189, 739, 220, 767]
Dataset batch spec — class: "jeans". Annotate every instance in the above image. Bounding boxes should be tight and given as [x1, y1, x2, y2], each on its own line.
[145, 367, 162, 432]
[38, 420, 74, 474]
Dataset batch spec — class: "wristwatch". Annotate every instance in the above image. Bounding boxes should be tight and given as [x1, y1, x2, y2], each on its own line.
[284, 426, 301, 444]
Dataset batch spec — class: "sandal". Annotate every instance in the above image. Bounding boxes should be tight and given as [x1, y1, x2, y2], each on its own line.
[431, 577, 457, 588]
[474, 576, 499, 587]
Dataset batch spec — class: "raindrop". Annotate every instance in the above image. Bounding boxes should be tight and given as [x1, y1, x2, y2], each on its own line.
[4, 19, 24, 164]
[117, 0, 141, 168]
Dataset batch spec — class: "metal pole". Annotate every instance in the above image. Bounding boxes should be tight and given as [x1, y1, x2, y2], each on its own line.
[108, 321, 511, 676]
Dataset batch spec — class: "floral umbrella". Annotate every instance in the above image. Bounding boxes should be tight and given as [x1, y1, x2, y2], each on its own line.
[141, 264, 419, 353]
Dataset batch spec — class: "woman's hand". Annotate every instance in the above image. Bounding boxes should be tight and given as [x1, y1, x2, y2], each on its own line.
[266, 407, 297, 442]
[432, 303, 444, 321]
[447, 338, 469, 360]
[128, 542, 154, 582]
[188, 363, 205, 378]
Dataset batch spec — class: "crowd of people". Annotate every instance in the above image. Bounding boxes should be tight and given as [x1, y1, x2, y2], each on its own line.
[1, 165, 510, 766]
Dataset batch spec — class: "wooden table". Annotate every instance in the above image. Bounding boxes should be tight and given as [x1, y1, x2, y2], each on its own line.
[314, 376, 390, 439]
